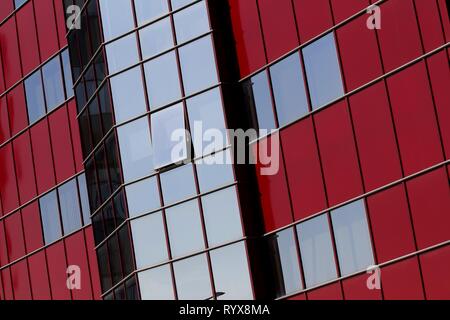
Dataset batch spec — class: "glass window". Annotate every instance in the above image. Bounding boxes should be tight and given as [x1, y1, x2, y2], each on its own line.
[179, 36, 218, 95]
[166, 200, 204, 258]
[210, 242, 253, 300]
[331, 200, 374, 276]
[196, 150, 234, 193]
[151, 103, 187, 169]
[297, 214, 337, 288]
[58, 179, 82, 235]
[134, 0, 169, 26]
[106, 33, 139, 74]
[303, 33, 344, 109]
[160, 164, 196, 205]
[131, 212, 168, 268]
[25, 70, 46, 124]
[144, 51, 181, 110]
[244, 71, 276, 131]
[173, 254, 211, 300]
[14, 0, 27, 9]
[99, 0, 135, 41]
[187, 88, 227, 157]
[117, 117, 154, 183]
[77, 174, 91, 226]
[174, 1, 210, 44]
[201, 187, 243, 247]
[139, 265, 175, 300]
[61, 50, 74, 98]
[139, 18, 173, 59]
[110, 67, 147, 124]
[126, 177, 161, 218]
[42, 56, 65, 111]
[171, 0, 196, 10]
[270, 53, 309, 127]
[39, 191, 62, 244]
[268, 228, 303, 297]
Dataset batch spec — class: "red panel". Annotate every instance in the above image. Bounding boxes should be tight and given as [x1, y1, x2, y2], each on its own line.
[0, 97, 10, 144]
[33, 0, 59, 61]
[387, 62, 443, 176]
[350, 82, 402, 191]
[382, 257, 424, 300]
[0, 0, 13, 22]
[0, 221, 8, 266]
[228, 0, 266, 77]
[377, 0, 423, 72]
[46, 241, 71, 300]
[282, 117, 327, 220]
[253, 137, 293, 232]
[415, 0, 445, 52]
[68, 100, 84, 172]
[28, 251, 52, 300]
[342, 273, 382, 300]
[367, 185, 416, 263]
[314, 101, 363, 206]
[293, 0, 333, 43]
[0, 144, 19, 214]
[16, 1, 40, 75]
[0, 18, 22, 89]
[330, 0, 370, 23]
[406, 168, 450, 250]
[7, 83, 28, 136]
[420, 246, 450, 300]
[288, 293, 306, 300]
[85, 227, 102, 300]
[13, 132, 37, 204]
[65, 231, 93, 300]
[30, 118, 56, 194]
[337, 14, 383, 91]
[0, 52, 4, 94]
[438, 0, 450, 42]
[53, 0, 68, 47]
[258, 0, 298, 62]
[10, 259, 31, 300]
[427, 51, 450, 159]
[49, 106, 75, 183]
[307, 282, 343, 300]
[21, 202, 44, 254]
[4, 212, 25, 262]
[1, 269, 13, 300]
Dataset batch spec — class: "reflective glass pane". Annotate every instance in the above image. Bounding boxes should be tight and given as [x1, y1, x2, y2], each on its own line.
[196, 150, 234, 193]
[171, 0, 196, 10]
[210, 242, 253, 300]
[110, 67, 147, 124]
[58, 179, 82, 235]
[42, 56, 65, 111]
[173, 254, 211, 300]
[166, 200, 204, 258]
[99, 0, 135, 41]
[270, 53, 309, 126]
[131, 212, 168, 268]
[331, 200, 374, 276]
[25, 71, 46, 124]
[39, 191, 62, 244]
[106, 33, 139, 74]
[303, 33, 344, 109]
[139, 265, 175, 300]
[144, 51, 181, 109]
[179, 36, 218, 95]
[202, 187, 243, 247]
[134, 0, 169, 26]
[139, 18, 173, 59]
[117, 117, 154, 183]
[126, 177, 161, 218]
[160, 164, 196, 205]
[61, 49, 74, 97]
[297, 214, 337, 288]
[77, 174, 91, 226]
[174, 1, 209, 44]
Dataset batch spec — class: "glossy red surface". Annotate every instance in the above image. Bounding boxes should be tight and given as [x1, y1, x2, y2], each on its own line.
[21, 201, 43, 253]
[13, 131, 37, 204]
[330, 0, 370, 23]
[0, 18, 22, 89]
[4, 212, 25, 263]
[420, 246, 450, 300]
[16, 1, 40, 75]
[6, 83, 28, 136]
[293, 0, 333, 43]
[342, 273, 382, 300]
[46, 241, 71, 300]
[33, 0, 59, 62]
[28, 250, 51, 300]
[307, 282, 343, 300]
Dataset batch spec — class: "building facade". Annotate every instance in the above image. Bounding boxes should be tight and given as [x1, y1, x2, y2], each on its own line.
[0, 0, 449, 300]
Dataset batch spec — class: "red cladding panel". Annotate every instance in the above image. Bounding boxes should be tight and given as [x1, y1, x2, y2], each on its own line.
[293, 0, 333, 43]
[420, 246, 450, 300]
[16, 1, 40, 75]
[415, 0, 446, 52]
[28, 251, 52, 300]
[342, 273, 382, 300]
[382, 257, 424, 300]
[0, 0, 13, 22]
[350, 82, 402, 191]
[10, 259, 31, 300]
[258, 0, 298, 62]
[85, 227, 102, 300]
[30, 118, 56, 194]
[5, 212, 25, 262]
[21, 202, 44, 254]
[0, 221, 8, 266]
[330, 0, 370, 23]
[367, 185, 416, 263]
[53, 0, 68, 47]
[34, 0, 59, 61]
[438, 0, 450, 42]
[0, 97, 10, 144]
[13, 132, 37, 204]
[406, 168, 450, 250]
[377, 0, 423, 72]
[0, 18, 22, 89]
[7, 83, 28, 136]
[0, 144, 19, 214]
[68, 100, 84, 172]
[307, 282, 343, 300]
[46, 241, 71, 300]
[49, 106, 75, 183]
[387, 62, 443, 176]
[337, 14, 383, 91]
[228, 0, 266, 77]
[253, 137, 293, 232]
[1, 269, 13, 300]
[288, 293, 306, 300]
[314, 101, 363, 206]
[281, 117, 327, 220]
